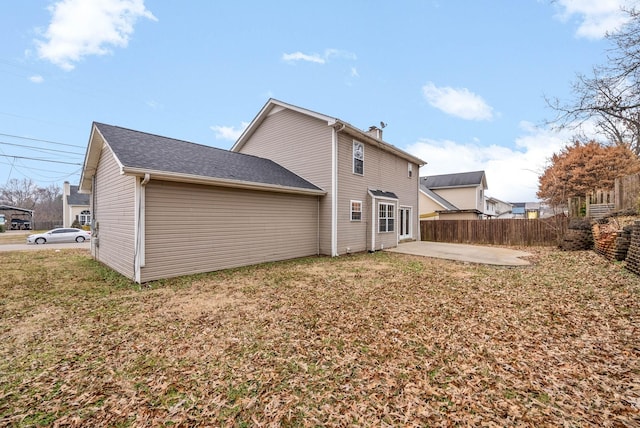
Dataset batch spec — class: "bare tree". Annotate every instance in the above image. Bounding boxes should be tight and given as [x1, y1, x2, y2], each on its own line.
[35, 185, 63, 223]
[0, 178, 39, 209]
[0, 179, 62, 224]
[547, 7, 640, 155]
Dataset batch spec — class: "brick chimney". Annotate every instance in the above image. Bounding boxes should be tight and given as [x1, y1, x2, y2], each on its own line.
[365, 125, 383, 140]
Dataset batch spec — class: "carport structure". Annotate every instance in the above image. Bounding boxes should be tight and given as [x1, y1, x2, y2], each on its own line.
[0, 205, 34, 230]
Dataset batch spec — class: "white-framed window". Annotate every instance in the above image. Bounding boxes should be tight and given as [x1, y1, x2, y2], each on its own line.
[353, 141, 364, 175]
[408, 163, 413, 178]
[378, 202, 395, 233]
[350, 200, 362, 221]
[79, 210, 91, 225]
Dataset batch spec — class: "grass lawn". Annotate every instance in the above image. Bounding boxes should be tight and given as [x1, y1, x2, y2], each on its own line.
[0, 230, 35, 245]
[1, 247, 639, 426]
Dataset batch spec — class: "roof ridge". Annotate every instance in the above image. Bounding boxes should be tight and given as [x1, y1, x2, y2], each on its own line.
[93, 122, 230, 153]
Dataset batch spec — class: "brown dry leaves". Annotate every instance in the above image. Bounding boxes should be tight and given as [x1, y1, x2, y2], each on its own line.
[1, 248, 639, 426]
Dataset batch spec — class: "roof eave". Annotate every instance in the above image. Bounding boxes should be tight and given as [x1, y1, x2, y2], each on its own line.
[122, 167, 327, 196]
[79, 123, 107, 193]
[426, 184, 481, 190]
[231, 98, 337, 152]
[339, 121, 426, 166]
[436, 209, 483, 214]
[231, 99, 427, 166]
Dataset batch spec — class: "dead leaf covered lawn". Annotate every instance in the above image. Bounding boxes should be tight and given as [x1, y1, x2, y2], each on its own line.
[0, 248, 639, 426]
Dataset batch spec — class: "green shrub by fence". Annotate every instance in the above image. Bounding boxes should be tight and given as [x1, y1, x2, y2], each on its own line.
[420, 218, 567, 246]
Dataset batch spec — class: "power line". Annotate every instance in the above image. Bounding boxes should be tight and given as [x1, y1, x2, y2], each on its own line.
[0, 132, 85, 148]
[0, 154, 82, 166]
[0, 140, 84, 156]
[0, 159, 80, 176]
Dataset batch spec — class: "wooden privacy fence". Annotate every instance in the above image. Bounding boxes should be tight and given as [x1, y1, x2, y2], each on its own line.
[586, 189, 615, 218]
[420, 218, 568, 246]
[616, 173, 640, 211]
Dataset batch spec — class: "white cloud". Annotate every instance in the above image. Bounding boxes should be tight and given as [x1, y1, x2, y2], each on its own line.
[350, 67, 359, 78]
[282, 48, 357, 65]
[210, 122, 249, 141]
[406, 122, 573, 202]
[422, 82, 494, 121]
[35, 0, 157, 71]
[282, 52, 325, 64]
[29, 75, 44, 83]
[554, 0, 633, 39]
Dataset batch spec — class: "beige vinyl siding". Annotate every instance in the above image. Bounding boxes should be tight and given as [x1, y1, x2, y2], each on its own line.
[419, 191, 443, 219]
[433, 187, 479, 211]
[92, 142, 136, 280]
[141, 180, 319, 282]
[438, 212, 481, 220]
[336, 133, 420, 253]
[236, 109, 333, 255]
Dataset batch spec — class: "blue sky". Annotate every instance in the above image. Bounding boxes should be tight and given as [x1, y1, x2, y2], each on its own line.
[0, 0, 635, 202]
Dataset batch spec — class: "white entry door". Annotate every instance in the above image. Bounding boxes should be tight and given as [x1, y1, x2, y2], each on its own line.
[399, 207, 412, 240]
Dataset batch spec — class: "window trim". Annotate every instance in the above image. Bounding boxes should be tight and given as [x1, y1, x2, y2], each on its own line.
[408, 162, 413, 178]
[79, 209, 91, 226]
[350, 200, 362, 222]
[353, 141, 364, 176]
[378, 202, 395, 233]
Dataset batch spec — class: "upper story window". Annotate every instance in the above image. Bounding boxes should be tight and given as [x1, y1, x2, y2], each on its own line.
[408, 163, 413, 178]
[353, 141, 364, 175]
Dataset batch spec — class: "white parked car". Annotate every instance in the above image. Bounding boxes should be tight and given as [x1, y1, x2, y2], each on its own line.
[26, 228, 91, 244]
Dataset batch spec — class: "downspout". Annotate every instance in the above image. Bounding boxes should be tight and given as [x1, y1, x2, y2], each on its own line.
[317, 197, 320, 255]
[371, 195, 376, 252]
[134, 173, 150, 283]
[331, 123, 345, 257]
[417, 171, 421, 242]
[92, 175, 98, 258]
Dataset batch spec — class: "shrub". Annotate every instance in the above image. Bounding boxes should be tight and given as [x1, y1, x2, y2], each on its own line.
[71, 219, 81, 229]
[568, 218, 592, 230]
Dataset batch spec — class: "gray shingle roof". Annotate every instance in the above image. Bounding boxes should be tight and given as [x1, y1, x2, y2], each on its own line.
[94, 123, 323, 192]
[369, 190, 398, 199]
[420, 171, 485, 189]
[68, 185, 90, 206]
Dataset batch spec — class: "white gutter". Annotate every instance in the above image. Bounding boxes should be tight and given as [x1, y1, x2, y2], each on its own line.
[121, 167, 326, 196]
[331, 122, 345, 257]
[134, 173, 150, 283]
[338, 122, 426, 166]
[331, 126, 338, 256]
[371, 197, 376, 252]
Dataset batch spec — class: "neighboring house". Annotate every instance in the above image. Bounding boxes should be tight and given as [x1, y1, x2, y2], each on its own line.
[419, 171, 487, 220]
[485, 196, 513, 218]
[511, 202, 526, 218]
[79, 99, 425, 283]
[525, 202, 541, 219]
[63, 181, 91, 227]
[510, 202, 541, 219]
